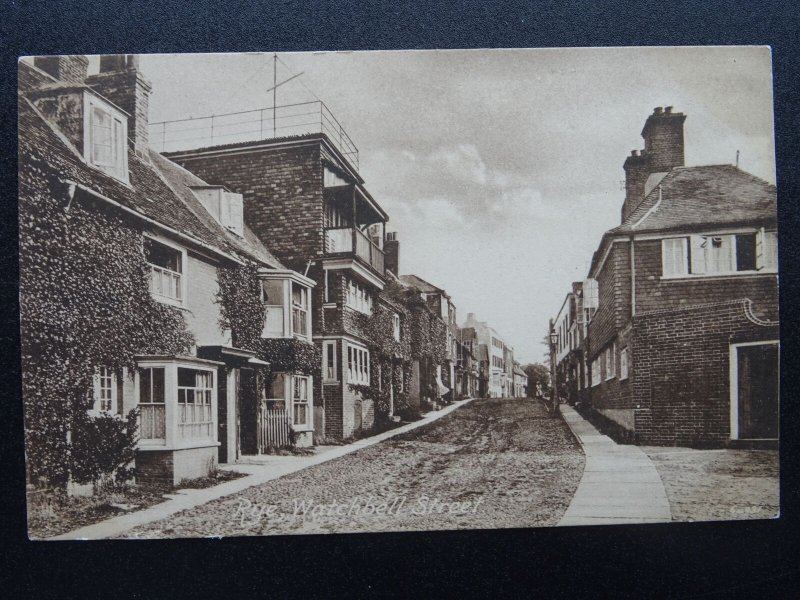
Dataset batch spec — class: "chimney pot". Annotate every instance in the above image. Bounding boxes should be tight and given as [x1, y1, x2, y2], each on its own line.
[664, 106, 673, 114]
[654, 106, 663, 115]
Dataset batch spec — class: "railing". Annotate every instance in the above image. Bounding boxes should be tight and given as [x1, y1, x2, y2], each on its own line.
[139, 404, 166, 441]
[324, 227, 384, 274]
[149, 265, 182, 301]
[149, 100, 359, 171]
[258, 402, 291, 451]
[354, 227, 384, 274]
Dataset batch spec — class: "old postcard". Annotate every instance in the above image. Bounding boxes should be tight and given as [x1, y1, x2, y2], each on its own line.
[19, 47, 778, 540]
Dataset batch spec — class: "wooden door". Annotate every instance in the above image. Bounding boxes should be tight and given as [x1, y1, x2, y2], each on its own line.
[737, 344, 779, 439]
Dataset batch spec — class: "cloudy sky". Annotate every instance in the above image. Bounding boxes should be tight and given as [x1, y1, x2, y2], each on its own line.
[123, 47, 775, 364]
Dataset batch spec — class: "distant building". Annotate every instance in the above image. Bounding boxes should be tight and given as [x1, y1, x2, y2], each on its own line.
[463, 313, 511, 398]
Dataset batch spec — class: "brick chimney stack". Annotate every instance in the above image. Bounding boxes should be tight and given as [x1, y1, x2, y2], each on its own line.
[384, 231, 400, 276]
[86, 54, 152, 157]
[621, 149, 649, 221]
[621, 106, 686, 223]
[641, 105, 686, 172]
[33, 55, 89, 84]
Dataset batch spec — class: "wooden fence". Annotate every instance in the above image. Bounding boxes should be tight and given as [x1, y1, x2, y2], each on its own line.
[258, 402, 292, 452]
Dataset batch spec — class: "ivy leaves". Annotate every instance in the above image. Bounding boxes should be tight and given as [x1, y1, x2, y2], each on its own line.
[21, 164, 193, 486]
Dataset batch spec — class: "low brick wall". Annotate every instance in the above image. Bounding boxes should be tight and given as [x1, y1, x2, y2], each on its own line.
[136, 446, 218, 487]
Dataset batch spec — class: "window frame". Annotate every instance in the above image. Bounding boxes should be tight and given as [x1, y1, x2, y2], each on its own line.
[619, 347, 630, 381]
[661, 236, 689, 277]
[661, 230, 779, 280]
[322, 340, 338, 383]
[605, 345, 616, 381]
[291, 375, 312, 428]
[83, 92, 129, 183]
[143, 234, 187, 308]
[347, 343, 370, 385]
[91, 366, 118, 415]
[135, 358, 219, 449]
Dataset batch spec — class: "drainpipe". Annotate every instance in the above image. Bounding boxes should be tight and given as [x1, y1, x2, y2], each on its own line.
[630, 235, 636, 317]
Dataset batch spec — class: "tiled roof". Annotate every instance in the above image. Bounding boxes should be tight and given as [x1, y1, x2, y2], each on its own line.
[590, 164, 777, 275]
[617, 165, 776, 234]
[149, 151, 284, 268]
[19, 96, 283, 268]
[399, 274, 448, 296]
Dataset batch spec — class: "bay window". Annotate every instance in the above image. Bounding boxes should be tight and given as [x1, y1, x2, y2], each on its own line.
[177, 368, 214, 440]
[136, 358, 219, 448]
[144, 236, 185, 306]
[347, 344, 370, 385]
[346, 277, 373, 314]
[260, 273, 313, 340]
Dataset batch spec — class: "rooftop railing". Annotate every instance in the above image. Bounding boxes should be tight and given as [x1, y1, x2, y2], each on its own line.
[149, 100, 359, 170]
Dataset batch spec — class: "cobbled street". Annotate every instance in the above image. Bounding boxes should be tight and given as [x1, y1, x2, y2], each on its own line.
[122, 399, 584, 538]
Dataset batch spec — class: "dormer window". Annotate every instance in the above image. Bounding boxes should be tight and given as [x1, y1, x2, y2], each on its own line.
[190, 187, 244, 237]
[84, 94, 128, 182]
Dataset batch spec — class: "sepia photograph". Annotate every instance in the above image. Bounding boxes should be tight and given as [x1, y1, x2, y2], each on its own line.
[18, 47, 779, 541]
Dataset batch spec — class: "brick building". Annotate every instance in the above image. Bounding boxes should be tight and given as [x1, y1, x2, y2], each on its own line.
[164, 129, 403, 439]
[575, 106, 779, 446]
[19, 55, 316, 487]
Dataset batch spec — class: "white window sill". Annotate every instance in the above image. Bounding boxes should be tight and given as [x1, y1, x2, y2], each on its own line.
[137, 440, 220, 451]
[660, 270, 778, 281]
[619, 375, 629, 382]
[151, 293, 187, 310]
[323, 379, 339, 385]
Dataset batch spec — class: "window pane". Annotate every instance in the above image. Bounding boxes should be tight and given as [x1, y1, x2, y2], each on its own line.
[139, 368, 151, 403]
[736, 234, 757, 271]
[152, 368, 165, 403]
[270, 373, 286, 399]
[91, 106, 113, 166]
[262, 280, 284, 304]
[144, 238, 181, 273]
[178, 367, 196, 387]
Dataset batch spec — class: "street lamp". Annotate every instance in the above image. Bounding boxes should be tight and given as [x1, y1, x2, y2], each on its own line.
[548, 320, 559, 415]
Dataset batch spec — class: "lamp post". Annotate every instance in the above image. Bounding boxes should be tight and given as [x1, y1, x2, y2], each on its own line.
[549, 319, 559, 415]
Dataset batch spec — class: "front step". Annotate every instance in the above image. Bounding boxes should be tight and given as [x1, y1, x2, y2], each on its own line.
[727, 438, 779, 450]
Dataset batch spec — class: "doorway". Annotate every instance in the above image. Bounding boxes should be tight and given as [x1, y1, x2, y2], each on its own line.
[731, 342, 779, 440]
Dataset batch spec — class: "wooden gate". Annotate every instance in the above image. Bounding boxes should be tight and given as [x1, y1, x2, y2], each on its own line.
[258, 401, 292, 452]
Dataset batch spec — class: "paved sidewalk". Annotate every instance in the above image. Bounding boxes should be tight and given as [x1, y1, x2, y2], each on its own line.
[558, 405, 672, 526]
[47, 399, 474, 541]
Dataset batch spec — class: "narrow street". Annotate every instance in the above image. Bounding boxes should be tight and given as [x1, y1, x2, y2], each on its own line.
[122, 399, 584, 538]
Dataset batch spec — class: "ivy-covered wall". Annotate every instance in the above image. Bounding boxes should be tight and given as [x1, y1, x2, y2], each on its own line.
[20, 154, 194, 487]
[215, 264, 321, 380]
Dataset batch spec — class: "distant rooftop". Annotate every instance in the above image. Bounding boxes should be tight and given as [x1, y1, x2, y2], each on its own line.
[149, 100, 359, 171]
